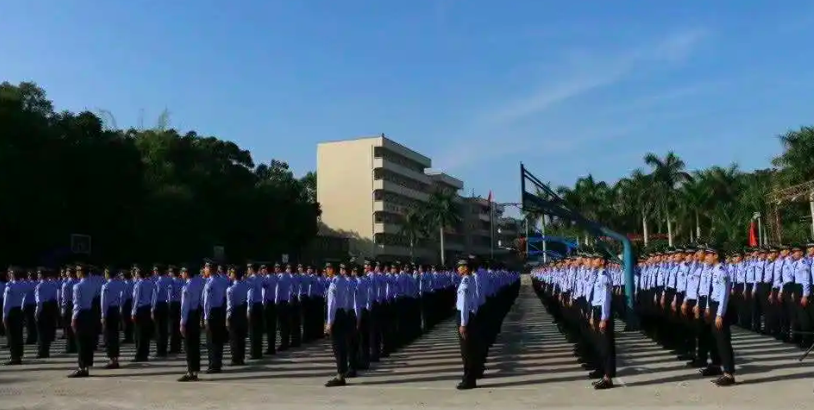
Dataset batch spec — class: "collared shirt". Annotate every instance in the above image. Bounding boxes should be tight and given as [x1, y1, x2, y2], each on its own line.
[456, 275, 473, 326]
[709, 263, 731, 317]
[72, 278, 95, 320]
[34, 280, 59, 316]
[181, 276, 205, 326]
[247, 275, 264, 305]
[226, 280, 249, 319]
[263, 273, 278, 303]
[152, 275, 173, 308]
[276, 273, 292, 304]
[326, 275, 350, 325]
[203, 275, 226, 321]
[101, 279, 124, 317]
[2, 281, 26, 319]
[131, 278, 155, 316]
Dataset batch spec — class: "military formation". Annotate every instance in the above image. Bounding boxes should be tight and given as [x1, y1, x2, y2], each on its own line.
[531, 243, 814, 389]
[531, 253, 621, 389]
[0, 257, 520, 390]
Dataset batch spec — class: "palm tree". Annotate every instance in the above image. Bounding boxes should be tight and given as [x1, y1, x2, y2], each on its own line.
[399, 209, 426, 262]
[424, 190, 461, 266]
[644, 152, 691, 246]
[615, 169, 656, 246]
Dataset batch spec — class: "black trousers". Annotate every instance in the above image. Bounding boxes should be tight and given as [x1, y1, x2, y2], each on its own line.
[134, 305, 153, 360]
[62, 304, 77, 353]
[36, 301, 58, 357]
[263, 302, 277, 353]
[358, 309, 371, 366]
[369, 302, 382, 361]
[347, 311, 360, 371]
[23, 304, 36, 343]
[709, 302, 735, 374]
[290, 299, 302, 346]
[300, 296, 311, 341]
[169, 301, 182, 353]
[249, 303, 264, 358]
[75, 310, 95, 369]
[0, 298, 4, 336]
[121, 299, 134, 342]
[592, 306, 616, 377]
[277, 302, 291, 348]
[104, 307, 121, 359]
[184, 309, 202, 373]
[5, 307, 24, 362]
[206, 307, 226, 370]
[91, 297, 101, 350]
[153, 302, 169, 356]
[456, 311, 477, 384]
[228, 304, 248, 364]
[330, 310, 349, 375]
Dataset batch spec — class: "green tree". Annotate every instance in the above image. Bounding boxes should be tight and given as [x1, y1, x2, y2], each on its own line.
[424, 190, 461, 266]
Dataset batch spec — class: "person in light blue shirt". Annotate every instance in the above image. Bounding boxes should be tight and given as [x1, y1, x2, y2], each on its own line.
[324, 262, 350, 387]
[704, 247, 735, 386]
[120, 269, 135, 344]
[589, 254, 615, 390]
[262, 264, 278, 355]
[203, 261, 227, 373]
[226, 266, 249, 366]
[179, 266, 205, 382]
[151, 265, 173, 358]
[34, 267, 59, 358]
[275, 263, 293, 350]
[68, 264, 96, 378]
[168, 266, 184, 354]
[22, 270, 37, 345]
[131, 266, 155, 362]
[246, 262, 265, 360]
[101, 268, 124, 369]
[3, 267, 27, 365]
[454, 259, 477, 390]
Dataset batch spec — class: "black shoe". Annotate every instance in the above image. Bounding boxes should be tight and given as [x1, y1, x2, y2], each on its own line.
[67, 369, 89, 378]
[345, 369, 358, 378]
[229, 361, 245, 366]
[700, 366, 723, 377]
[325, 377, 346, 387]
[456, 381, 476, 390]
[104, 362, 120, 370]
[178, 374, 199, 382]
[588, 369, 603, 379]
[205, 368, 222, 374]
[713, 375, 735, 386]
[593, 378, 614, 390]
[3, 360, 22, 366]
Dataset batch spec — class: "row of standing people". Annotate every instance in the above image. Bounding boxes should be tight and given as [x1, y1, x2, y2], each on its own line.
[2, 260, 467, 385]
[450, 259, 521, 390]
[531, 253, 619, 390]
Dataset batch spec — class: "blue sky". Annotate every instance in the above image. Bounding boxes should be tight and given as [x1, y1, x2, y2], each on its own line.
[3, 1, 814, 205]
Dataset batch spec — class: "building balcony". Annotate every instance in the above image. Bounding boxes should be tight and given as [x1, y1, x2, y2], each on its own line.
[373, 179, 430, 202]
[373, 222, 402, 235]
[373, 157, 432, 185]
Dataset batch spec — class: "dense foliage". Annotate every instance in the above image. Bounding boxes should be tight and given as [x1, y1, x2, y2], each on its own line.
[537, 127, 814, 252]
[0, 81, 320, 266]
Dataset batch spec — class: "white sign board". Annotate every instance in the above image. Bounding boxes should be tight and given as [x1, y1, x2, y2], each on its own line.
[213, 246, 225, 260]
[281, 254, 289, 264]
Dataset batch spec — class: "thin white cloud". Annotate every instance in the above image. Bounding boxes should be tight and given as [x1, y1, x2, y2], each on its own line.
[482, 28, 710, 126]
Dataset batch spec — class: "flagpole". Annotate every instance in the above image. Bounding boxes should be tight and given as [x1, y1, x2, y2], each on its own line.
[490, 199, 495, 260]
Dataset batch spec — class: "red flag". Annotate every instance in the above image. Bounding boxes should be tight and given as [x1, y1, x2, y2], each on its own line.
[748, 221, 758, 247]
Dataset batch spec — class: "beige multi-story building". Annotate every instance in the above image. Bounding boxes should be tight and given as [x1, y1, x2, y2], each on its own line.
[316, 135, 466, 262]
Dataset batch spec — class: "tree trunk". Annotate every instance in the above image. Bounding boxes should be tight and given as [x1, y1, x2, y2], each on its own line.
[689, 230, 694, 243]
[409, 237, 415, 262]
[642, 215, 649, 247]
[439, 225, 445, 266]
[667, 211, 674, 247]
[695, 211, 701, 240]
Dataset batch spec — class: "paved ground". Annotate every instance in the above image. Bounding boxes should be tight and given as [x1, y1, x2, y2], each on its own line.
[1, 280, 813, 409]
